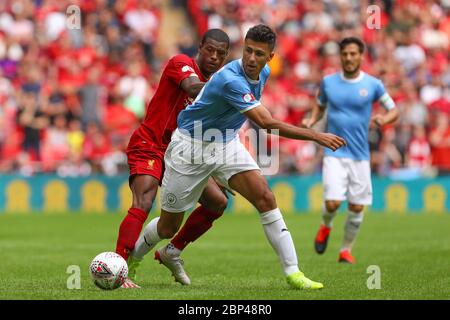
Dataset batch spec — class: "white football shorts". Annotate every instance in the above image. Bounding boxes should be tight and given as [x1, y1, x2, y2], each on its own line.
[322, 156, 373, 205]
[161, 129, 260, 212]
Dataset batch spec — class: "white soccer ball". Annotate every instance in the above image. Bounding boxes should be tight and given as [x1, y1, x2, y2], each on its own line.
[89, 252, 128, 290]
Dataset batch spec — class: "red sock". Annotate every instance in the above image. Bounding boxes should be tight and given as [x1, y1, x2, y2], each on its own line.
[116, 208, 148, 260]
[171, 206, 223, 250]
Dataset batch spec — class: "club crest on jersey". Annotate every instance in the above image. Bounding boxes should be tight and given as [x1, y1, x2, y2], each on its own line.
[183, 97, 194, 107]
[359, 88, 368, 97]
[167, 193, 177, 206]
[243, 93, 256, 103]
[181, 65, 195, 73]
[147, 160, 155, 169]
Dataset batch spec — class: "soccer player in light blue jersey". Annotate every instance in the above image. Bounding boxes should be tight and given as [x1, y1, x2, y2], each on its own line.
[303, 37, 399, 264]
[132, 24, 346, 289]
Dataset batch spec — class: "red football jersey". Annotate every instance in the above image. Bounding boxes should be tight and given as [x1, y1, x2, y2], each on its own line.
[134, 54, 206, 150]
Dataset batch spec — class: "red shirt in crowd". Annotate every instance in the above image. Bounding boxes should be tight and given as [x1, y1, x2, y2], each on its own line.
[408, 137, 431, 168]
[104, 103, 138, 138]
[430, 128, 450, 170]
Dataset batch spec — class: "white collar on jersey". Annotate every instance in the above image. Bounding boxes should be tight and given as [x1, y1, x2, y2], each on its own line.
[239, 59, 260, 84]
[340, 71, 365, 83]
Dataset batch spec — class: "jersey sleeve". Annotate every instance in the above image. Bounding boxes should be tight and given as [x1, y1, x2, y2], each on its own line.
[223, 79, 261, 113]
[316, 79, 327, 108]
[165, 55, 199, 87]
[374, 80, 396, 110]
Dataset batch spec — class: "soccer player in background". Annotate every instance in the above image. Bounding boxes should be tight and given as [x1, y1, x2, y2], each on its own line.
[302, 37, 399, 264]
[132, 24, 346, 289]
[116, 29, 230, 288]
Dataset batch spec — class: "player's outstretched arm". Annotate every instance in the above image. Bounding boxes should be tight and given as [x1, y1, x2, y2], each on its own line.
[245, 105, 346, 151]
[180, 77, 206, 98]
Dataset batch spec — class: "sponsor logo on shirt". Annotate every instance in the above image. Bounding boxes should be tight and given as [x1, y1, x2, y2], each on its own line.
[181, 65, 195, 73]
[243, 93, 256, 103]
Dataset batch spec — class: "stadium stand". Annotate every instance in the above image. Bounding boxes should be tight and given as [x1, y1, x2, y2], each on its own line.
[0, 0, 449, 177]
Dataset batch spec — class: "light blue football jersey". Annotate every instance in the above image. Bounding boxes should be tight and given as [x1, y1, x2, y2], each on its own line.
[318, 72, 395, 160]
[177, 59, 270, 142]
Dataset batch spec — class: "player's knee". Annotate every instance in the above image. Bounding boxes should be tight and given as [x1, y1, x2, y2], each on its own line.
[209, 195, 228, 214]
[201, 187, 228, 214]
[325, 201, 341, 213]
[349, 204, 364, 213]
[255, 188, 276, 212]
[132, 188, 157, 213]
[132, 196, 153, 214]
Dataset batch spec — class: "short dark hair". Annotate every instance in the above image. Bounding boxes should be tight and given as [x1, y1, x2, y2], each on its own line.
[245, 24, 276, 51]
[339, 37, 365, 53]
[201, 29, 230, 48]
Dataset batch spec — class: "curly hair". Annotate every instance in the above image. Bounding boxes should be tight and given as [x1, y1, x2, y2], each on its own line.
[201, 29, 230, 48]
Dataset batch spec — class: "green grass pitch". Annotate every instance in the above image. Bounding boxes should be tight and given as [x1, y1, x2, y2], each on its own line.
[0, 212, 449, 299]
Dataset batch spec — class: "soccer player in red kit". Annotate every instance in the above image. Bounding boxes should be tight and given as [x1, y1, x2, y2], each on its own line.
[116, 29, 230, 288]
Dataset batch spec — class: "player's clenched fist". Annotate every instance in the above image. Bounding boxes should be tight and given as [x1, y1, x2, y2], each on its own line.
[314, 132, 347, 151]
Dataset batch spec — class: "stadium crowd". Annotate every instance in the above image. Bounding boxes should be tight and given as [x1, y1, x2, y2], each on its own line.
[0, 0, 449, 177]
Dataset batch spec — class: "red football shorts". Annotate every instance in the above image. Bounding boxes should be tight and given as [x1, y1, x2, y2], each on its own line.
[126, 132, 166, 183]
